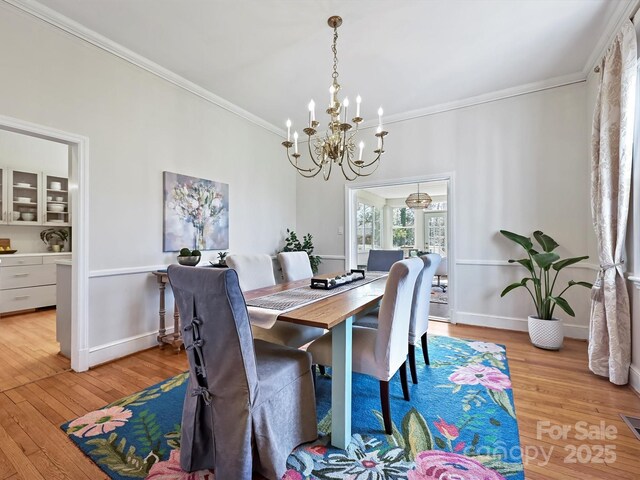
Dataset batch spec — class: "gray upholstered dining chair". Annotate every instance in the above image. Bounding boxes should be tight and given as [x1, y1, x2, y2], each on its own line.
[227, 253, 325, 348]
[277, 251, 313, 281]
[366, 249, 404, 272]
[167, 265, 317, 480]
[307, 257, 423, 435]
[356, 254, 441, 385]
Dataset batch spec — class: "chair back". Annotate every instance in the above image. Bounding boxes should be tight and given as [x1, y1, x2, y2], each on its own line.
[435, 257, 448, 277]
[167, 265, 258, 473]
[278, 251, 313, 282]
[374, 258, 423, 378]
[367, 249, 404, 272]
[409, 254, 441, 344]
[226, 254, 276, 291]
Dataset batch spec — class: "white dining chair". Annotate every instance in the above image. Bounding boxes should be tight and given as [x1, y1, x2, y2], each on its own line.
[307, 257, 423, 434]
[227, 253, 325, 348]
[277, 251, 313, 281]
[356, 254, 441, 385]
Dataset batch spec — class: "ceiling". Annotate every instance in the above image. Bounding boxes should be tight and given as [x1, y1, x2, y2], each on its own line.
[33, 0, 629, 133]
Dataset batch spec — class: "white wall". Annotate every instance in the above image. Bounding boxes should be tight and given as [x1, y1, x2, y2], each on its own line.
[0, 130, 68, 252]
[297, 82, 597, 338]
[0, 3, 296, 364]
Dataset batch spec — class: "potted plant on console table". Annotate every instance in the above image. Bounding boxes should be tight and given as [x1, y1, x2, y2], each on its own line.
[499, 230, 592, 350]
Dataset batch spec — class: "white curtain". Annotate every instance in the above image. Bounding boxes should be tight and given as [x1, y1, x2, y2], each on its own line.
[589, 19, 636, 385]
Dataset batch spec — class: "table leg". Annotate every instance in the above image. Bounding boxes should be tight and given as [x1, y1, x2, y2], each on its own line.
[157, 279, 166, 348]
[331, 314, 353, 449]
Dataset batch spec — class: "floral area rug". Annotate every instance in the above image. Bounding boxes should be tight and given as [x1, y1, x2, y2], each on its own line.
[430, 289, 448, 305]
[61, 336, 523, 479]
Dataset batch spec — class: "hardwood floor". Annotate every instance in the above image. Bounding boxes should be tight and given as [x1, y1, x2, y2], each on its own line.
[0, 309, 70, 392]
[0, 313, 638, 479]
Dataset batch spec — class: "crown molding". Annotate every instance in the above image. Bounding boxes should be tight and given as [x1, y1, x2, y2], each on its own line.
[3, 0, 286, 137]
[363, 72, 586, 128]
[583, 0, 640, 80]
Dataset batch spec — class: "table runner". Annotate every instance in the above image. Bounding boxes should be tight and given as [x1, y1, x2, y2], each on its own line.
[247, 271, 387, 328]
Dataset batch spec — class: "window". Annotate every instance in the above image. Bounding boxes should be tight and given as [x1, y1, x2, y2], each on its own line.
[424, 211, 447, 256]
[356, 202, 382, 252]
[392, 207, 415, 247]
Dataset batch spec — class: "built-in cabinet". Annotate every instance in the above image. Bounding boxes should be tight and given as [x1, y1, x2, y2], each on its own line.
[0, 253, 71, 314]
[0, 167, 69, 226]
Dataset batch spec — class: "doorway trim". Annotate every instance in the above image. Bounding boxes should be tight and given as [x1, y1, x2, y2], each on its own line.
[344, 172, 456, 321]
[0, 114, 90, 371]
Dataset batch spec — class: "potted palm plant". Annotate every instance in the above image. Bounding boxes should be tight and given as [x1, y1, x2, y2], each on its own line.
[500, 230, 592, 350]
[40, 228, 70, 252]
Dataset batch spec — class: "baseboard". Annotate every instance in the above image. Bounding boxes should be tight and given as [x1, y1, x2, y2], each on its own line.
[630, 364, 640, 395]
[455, 311, 589, 340]
[88, 328, 173, 367]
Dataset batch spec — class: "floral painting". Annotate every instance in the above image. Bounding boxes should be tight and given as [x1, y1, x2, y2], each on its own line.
[163, 172, 229, 251]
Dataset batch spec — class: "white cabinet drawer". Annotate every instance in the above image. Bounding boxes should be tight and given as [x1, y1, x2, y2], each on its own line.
[0, 256, 43, 267]
[43, 255, 71, 264]
[0, 285, 56, 313]
[0, 264, 56, 290]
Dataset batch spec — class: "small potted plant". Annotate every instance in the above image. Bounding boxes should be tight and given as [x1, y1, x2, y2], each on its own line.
[499, 230, 593, 350]
[177, 247, 201, 266]
[209, 251, 229, 268]
[40, 228, 70, 252]
[282, 229, 321, 274]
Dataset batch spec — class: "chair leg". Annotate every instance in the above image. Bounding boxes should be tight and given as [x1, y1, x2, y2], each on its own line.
[421, 333, 430, 365]
[399, 360, 410, 401]
[379, 381, 392, 435]
[408, 344, 418, 384]
[318, 365, 326, 376]
[311, 364, 316, 390]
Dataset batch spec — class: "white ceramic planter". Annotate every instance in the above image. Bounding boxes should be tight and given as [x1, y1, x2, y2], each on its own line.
[527, 315, 563, 350]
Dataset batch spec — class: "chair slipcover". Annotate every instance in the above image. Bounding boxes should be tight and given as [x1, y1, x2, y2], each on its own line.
[226, 254, 276, 291]
[167, 265, 317, 480]
[277, 251, 313, 282]
[308, 258, 423, 381]
[367, 249, 404, 272]
[409, 254, 441, 344]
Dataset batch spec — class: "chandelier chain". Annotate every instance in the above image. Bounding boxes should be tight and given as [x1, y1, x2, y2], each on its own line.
[332, 27, 339, 81]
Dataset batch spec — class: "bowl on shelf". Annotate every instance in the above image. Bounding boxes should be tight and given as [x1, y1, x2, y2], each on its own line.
[55, 196, 64, 201]
[21, 213, 35, 221]
[47, 196, 52, 201]
[15, 196, 31, 203]
[50, 181, 62, 190]
[49, 203, 65, 212]
[12, 211, 20, 220]
[177, 255, 201, 266]
[15, 182, 30, 188]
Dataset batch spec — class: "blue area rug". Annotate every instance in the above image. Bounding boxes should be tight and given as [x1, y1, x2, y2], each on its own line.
[61, 335, 524, 479]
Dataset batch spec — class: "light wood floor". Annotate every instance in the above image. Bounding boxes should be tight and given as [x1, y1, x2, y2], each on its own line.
[0, 313, 638, 479]
[0, 309, 70, 392]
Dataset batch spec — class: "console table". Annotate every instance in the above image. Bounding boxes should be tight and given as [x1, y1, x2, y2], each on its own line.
[151, 271, 183, 352]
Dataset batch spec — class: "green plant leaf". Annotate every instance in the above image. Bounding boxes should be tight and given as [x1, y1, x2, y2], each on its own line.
[552, 255, 589, 271]
[568, 280, 593, 288]
[487, 389, 516, 419]
[434, 437, 447, 449]
[469, 454, 524, 475]
[532, 252, 560, 270]
[551, 296, 575, 316]
[533, 231, 559, 252]
[508, 258, 534, 273]
[500, 282, 524, 297]
[160, 372, 189, 392]
[499, 230, 533, 250]
[401, 407, 433, 457]
[317, 410, 332, 435]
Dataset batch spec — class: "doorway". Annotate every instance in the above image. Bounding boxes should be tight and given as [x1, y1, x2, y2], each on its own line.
[345, 174, 454, 321]
[0, 115, 89, 375]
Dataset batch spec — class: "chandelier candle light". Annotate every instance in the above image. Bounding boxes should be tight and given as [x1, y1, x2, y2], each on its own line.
[283, 15, 389, 181]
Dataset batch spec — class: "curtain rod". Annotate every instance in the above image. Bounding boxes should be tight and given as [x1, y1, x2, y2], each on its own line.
[594, 2, 640, 73]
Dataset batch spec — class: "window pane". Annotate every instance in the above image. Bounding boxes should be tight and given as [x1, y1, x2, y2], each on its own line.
[393, 207, 415, 227]
[392, 227, 415, 247]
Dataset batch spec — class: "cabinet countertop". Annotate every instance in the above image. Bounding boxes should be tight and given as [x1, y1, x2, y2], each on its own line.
[0, 252, 71, 258]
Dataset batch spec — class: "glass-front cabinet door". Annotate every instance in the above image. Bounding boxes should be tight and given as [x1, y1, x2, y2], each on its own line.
[8, 169, 41, 225]
[0, 168, 6, 223]
[43, 174, 69, 226]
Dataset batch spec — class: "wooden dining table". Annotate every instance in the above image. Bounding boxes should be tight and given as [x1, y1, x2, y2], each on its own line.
[244, 273, 387, 450]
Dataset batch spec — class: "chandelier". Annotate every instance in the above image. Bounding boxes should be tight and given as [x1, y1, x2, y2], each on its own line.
[282, 15, 388, 181]
[405, 184, 432, 210]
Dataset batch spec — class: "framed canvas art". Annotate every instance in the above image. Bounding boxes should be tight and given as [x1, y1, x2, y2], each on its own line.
[163, 172, 229, 251]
